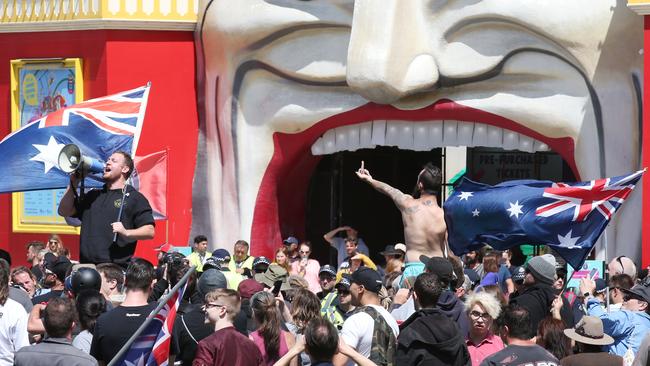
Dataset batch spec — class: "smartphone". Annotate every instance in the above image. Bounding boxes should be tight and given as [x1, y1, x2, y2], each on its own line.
[588, 268, 598, 280]
[272, 280, 283, 296]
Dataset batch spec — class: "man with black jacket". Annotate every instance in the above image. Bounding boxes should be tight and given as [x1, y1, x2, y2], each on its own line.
[395, 272, 471, 366]
[509, 254, 574, 332]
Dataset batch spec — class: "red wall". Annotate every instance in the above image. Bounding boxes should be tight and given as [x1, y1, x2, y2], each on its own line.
[641, 15, 650, 267]
[0, 30, 198, 266]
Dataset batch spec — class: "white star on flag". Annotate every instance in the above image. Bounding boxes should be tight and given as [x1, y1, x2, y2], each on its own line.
[472, 209, 480, 217]
[557, 230, 580, 248]
[30, 136, 65, 173]
[507, 200, 524, 218]
[459, 191, 473, 201]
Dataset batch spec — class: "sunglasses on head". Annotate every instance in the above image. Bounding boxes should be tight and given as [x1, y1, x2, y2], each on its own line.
[615, 256, 626, 275]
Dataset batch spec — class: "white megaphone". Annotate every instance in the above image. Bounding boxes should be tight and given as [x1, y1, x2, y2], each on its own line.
[57, 144, 105, 174]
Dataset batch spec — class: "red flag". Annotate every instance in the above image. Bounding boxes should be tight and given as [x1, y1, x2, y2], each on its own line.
[133, 150, 168, 220]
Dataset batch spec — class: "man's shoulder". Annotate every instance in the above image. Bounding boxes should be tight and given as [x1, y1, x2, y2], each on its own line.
[483, 344, 558, 365]
[16, 340, 98, 364]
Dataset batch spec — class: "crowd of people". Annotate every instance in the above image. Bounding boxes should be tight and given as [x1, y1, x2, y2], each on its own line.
[1, 230, 650, 366]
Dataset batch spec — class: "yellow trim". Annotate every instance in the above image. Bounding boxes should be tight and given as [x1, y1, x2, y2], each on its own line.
[0, 0, 198, 29]
[10, 58, 83, 234]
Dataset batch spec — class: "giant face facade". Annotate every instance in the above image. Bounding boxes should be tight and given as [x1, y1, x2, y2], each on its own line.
[195, 0, 643, 261]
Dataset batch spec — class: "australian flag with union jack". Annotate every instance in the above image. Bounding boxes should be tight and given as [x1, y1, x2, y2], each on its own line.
[0, 85, 150, 193]
[444, 170, 644, 269]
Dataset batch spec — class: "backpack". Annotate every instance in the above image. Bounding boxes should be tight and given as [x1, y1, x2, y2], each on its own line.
[352, 306, 396, 366]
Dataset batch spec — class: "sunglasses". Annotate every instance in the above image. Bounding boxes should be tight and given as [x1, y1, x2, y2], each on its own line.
[615, 256, 626, 275]
[299, 250, 310, 254]
[204, 303, 226, 310]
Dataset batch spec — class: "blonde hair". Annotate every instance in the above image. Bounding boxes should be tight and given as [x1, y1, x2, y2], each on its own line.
[464, 291, 502, 320]
[273, 247, 291, 273]
[205, 288, 241, 321]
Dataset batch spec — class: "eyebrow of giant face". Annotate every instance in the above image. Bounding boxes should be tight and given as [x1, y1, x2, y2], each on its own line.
[204, 0, 353, 51]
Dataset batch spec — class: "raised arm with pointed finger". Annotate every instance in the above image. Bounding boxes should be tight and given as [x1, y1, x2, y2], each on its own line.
[355, 161, 410, 209]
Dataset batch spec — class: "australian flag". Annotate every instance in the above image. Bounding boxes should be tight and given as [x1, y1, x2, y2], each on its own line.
[116, 282, 186, 366]
[444, 170, 644, 269]
[0, 85, 150, 192]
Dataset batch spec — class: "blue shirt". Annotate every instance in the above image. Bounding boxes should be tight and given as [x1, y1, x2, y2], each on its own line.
[497, 264, 512, 294]
[586, 298, 650, 357]
[331, 237, 369, 266]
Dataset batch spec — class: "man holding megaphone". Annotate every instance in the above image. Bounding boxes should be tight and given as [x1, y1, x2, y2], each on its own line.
[58, 150, 155, 265]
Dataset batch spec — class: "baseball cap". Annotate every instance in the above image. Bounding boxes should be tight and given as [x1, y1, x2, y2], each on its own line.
[155, 243, 172, 253]
[253, 256, 271, 268]
[238, 278, 264, 299]
[420, 255, 453, 282]
[335, 274, 352, 291]
[394, 243, 407, 254]
[480, 272, 499, 287]
[379, 245, 396, 256]
[350, 267, 382, 293]
[45, 256, 72, 281]
[203, 256, 222, 271]
[512, 266, 526, 283]
[283, 236, 299, 245]
[594, 278, 608, 295]
[211, 249, 231, 262]
[197, 269, 227, 297]
[319, 264, 337, 277]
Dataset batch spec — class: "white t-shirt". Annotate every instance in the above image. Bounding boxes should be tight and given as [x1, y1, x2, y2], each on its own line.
[341, 304, 399, 365]
[0, 298, 29, 366]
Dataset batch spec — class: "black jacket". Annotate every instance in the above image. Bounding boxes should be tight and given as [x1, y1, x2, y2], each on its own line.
[509, 283, 575, 331]
[437, 290, 470, 336]
[395, 308, 471, 366]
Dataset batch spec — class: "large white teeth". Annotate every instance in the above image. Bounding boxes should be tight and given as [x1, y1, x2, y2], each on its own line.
[311, 120, 551, 155]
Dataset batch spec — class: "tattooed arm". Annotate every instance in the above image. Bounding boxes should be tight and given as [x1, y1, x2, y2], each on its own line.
[355, 161, 410, 209]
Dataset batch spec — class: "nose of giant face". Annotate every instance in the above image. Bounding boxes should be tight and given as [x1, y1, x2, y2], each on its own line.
[346, 0, 440, 104]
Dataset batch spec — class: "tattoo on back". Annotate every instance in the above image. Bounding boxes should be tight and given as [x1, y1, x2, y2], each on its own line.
[405, 205, 420, 214]
[423, 200, 433, 206]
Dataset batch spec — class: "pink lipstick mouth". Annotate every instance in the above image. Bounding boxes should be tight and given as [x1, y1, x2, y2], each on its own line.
[249, 99, 577, 257]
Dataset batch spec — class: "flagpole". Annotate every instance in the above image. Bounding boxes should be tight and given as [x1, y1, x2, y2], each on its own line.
[604, 229, 610, 312]
[107, 265, 197, 366]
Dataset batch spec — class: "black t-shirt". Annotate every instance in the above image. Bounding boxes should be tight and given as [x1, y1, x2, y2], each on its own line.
[75, 185, 155, 264]
[171, 304, 214, 365]
[479, 344, 559, 366]
[90, 303, 157, 363]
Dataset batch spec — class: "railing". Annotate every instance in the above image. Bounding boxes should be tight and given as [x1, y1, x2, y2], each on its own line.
[0, 0, 198, 31]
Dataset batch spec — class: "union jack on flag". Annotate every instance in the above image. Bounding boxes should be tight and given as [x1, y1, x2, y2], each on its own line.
[116, 282, 187, 366]
[0, 85, 150, 193]
[444, 170, 644, 269]
[535, 171, 642, 222]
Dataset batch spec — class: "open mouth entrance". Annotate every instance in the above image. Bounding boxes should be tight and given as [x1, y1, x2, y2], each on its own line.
[303, 146, 576, 265]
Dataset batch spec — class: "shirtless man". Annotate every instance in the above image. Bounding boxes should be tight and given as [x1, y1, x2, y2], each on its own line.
[356, 161, 448, 279]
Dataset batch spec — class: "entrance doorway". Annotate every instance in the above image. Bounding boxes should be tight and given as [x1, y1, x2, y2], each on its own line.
[304, 146, 575, 266]
[305, 147, 443, 265]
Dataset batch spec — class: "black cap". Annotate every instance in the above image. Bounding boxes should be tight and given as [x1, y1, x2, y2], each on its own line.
[350, 267, 382, 293]
[319, 265, 337, 277]
[336, 274, 352, 291]
[420, 255, 453, 282]
[45, 256, 72, 281]
[379, 245, 396, 256]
